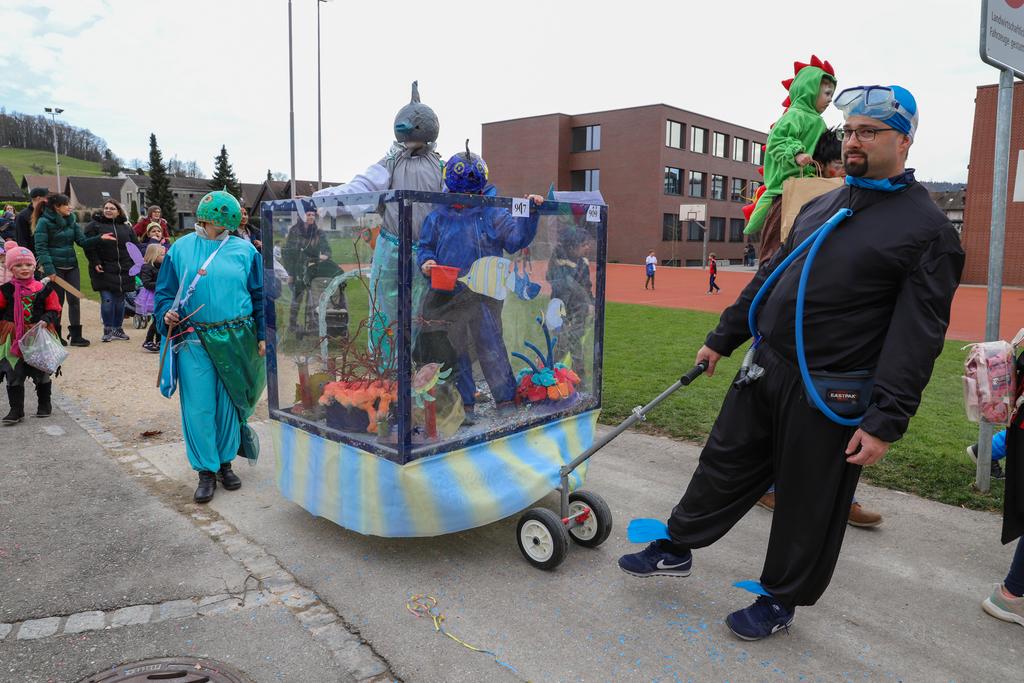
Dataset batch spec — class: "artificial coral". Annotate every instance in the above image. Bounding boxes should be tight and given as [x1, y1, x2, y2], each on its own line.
[512, 316, 580, 405]
[319, 379, 396, 433]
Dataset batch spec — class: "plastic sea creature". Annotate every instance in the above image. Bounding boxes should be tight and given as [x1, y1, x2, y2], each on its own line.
[319, 378, 397, 433]
[543, 298, 565, 332]
[459, 257, 540, 301]
[361, 226, 380, 250]
[411, 363, 452, 408]
[512, 314, 580, 405]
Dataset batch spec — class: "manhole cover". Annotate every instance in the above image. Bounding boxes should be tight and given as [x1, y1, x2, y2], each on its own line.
[78, 657, 252, 683]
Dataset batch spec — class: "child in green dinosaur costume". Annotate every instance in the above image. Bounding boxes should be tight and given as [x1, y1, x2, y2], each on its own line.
[744, 56, 836, 262]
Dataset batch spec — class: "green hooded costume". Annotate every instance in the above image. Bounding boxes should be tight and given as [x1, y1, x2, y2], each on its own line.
[745, 64, 835, 234]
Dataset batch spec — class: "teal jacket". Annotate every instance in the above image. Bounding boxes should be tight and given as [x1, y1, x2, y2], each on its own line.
[33, 208, 103, 276]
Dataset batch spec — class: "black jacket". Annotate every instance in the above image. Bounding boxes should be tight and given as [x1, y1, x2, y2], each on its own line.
[706, 180, 965, 443]
[139, 262, 160, 291]
[14, 206, 34, 253]
[83, 213, 141, 295]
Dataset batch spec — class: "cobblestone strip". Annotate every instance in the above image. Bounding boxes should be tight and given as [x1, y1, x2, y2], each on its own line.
[46, 390, 400, 683]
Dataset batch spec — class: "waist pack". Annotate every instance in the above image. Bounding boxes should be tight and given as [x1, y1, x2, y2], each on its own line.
[963, 337, 1020, 426]
[805, 369, 875, 417]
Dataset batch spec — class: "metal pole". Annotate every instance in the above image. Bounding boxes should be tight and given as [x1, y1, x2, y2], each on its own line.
[317, 0, 323, 192]
[49, 111, 61, 191]
[288, 0, 297, 200]
[977, 67, 1015, 493]
[700, 221, 708, 267]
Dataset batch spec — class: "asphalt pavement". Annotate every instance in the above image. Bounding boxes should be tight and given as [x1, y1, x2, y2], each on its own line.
[1, 389, 1020, 683]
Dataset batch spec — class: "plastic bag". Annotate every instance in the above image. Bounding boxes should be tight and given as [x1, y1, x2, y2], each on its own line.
[18, 322, 69, 374]
[963, 339, 1018, 425]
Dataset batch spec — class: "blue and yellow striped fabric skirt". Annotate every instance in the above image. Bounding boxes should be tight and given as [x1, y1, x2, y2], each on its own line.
[272, 410, 598, 537]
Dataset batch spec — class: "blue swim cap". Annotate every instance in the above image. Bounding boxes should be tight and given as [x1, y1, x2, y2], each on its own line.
[884, 86, 918, 140]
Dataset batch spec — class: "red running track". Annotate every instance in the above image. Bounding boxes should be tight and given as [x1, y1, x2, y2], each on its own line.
[605, 264, 1024, 343]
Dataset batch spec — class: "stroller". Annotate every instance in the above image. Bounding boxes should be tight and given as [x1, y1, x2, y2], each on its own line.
[297, 258, 349, 341]
[126, 277, 153, 329]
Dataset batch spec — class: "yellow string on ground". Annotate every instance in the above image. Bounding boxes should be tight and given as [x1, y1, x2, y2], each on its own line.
[407, 594, 535, 682]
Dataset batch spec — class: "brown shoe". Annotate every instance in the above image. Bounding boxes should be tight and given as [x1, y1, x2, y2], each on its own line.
[848, 502, 882, 527]
[756, 491, 775, 511]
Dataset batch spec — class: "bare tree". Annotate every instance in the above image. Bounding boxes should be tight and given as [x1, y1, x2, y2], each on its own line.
[271, 171, 289, 182]
[184, 159, 204, 178]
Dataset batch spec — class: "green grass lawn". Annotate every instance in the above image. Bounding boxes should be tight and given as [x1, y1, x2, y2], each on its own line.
[602, 302, 1003, 512]
[0, 148, 107, 184]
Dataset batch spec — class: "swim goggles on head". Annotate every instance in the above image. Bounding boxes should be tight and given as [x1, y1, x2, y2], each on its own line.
[833, 86, 917, 137]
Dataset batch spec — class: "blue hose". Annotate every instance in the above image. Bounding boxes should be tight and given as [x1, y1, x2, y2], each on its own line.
[749, 208, 858, 425]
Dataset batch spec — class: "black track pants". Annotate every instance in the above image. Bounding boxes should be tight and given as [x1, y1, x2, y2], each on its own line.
[667, 343, 862, 609]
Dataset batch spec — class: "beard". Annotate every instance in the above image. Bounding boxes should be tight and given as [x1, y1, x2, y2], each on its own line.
[843, 151, 868, 177]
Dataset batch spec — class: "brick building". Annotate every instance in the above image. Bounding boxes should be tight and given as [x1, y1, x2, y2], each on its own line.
[964, 82, 1024, 286]
[481, 105, 767, 266]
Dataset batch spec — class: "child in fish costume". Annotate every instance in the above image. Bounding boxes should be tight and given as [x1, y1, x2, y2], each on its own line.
[312, 82, 444, 361]
[416, 143, 543, 414]
[743, 56, 836, 262]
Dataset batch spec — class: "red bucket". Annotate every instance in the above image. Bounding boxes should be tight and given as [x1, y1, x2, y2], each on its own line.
[430, 265, 460, 291]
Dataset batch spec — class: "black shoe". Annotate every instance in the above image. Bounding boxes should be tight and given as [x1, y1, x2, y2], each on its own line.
[992, 459, 1006, 480]
[35, 382, 51, 418]
[3, 386, 25, 424]
[194, 471, 217, 503]
[101, 327, 113, 342]
[217, 462, 242, 490]
[68, 325, 90, 347]
[111, 327, 130, 341]
[54, 324, 67, 347]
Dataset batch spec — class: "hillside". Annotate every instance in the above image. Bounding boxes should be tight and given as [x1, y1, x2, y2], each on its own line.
[0, 148, 106, 184]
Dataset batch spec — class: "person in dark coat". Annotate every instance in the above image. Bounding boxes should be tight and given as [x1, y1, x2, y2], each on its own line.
[14, 187, 49, 256]
[231, 207, 262, 253]
[83, 199, 140, 342]
[546, 226, 594, 386]
[281, 207, 331, 333]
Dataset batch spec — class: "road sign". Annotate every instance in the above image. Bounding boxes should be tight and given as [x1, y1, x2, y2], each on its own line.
[981, 0, 1024, 78]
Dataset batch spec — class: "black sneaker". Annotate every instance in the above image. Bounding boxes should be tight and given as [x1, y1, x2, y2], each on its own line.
[101, 327, 113, 342]
[726, 594, 795, 641]
[111, 327, 130, 341]
[967, 444, 1005, 478]
[617, 539, 692, 577]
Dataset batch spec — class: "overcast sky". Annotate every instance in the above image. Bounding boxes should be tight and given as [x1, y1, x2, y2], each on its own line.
[0, 0, 1005, 187]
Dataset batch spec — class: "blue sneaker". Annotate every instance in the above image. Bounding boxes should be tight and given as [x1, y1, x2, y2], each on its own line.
[726, 595, 795, 641]
[617, 540, 692, 577]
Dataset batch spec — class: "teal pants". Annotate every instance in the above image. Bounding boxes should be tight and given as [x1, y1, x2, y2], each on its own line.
[178, 340, 240, 473]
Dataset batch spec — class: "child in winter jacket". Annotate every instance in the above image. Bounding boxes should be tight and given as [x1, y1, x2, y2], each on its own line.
[0, 241, 62, 423]
[139, 244, 164, 353]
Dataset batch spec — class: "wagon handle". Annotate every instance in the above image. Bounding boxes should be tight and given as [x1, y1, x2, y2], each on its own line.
[680, 360, 709, 386]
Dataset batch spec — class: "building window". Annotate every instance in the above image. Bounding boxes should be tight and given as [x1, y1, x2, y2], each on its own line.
[733, 137, 747, 162]
[687, 220, 703, 241]
[710, 175, 726, 201]
[751, 143, 764, 166]
[571, 169, 600, 191]
[173, 192, 178, 198]
[666, 120, 684, 149]
[689, 171, 706, 198]
[572, 125, 601, 152]
[731, 178, 746, 202]
[730, 218, 745, 241]
[749, 180, 763, 196]
[662, 259, 681, 267]
[709, 217, 725, 242]
[664, 167, 683, 195]
[712, 132, 728, 157]
[691, 126, 707, 154]
[662, 213, 682, 241]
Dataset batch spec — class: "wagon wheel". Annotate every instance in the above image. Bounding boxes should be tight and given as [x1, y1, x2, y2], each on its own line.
[516, 507, 569, 570]
[567, 490, 613, 548]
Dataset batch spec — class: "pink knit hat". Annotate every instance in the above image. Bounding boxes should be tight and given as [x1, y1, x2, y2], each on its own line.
[2, 241, 34, 269]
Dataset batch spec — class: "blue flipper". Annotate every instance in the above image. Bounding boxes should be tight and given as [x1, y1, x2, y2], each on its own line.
[732, 580, 771, 597]
[627, 518, 671, 543]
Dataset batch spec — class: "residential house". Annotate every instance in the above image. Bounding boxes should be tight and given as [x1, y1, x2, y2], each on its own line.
[0, 167, 24, 202]
[929, 189, 966, 234]
[66, 176, 130, 214]
[20, 174, 67, 195]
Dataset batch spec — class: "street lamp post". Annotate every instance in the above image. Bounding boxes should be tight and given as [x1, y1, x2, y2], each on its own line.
[44, 107, 64, 192]
[287, 0, 297, 200]
[317, 0, 333, 192]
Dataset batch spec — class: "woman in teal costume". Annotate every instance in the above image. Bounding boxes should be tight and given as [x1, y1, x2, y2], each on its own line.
[154, 190, 266, 504]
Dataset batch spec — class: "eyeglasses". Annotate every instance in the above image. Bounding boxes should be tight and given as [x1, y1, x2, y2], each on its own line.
[836, 127, 902, 142]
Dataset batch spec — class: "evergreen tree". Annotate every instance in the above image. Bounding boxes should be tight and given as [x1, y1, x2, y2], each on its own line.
[209, 145, 242, 200]
[129, 200, 139, 224]
[146, 133, 177, 231]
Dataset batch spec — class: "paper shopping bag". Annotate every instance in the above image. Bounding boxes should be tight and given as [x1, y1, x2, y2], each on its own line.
[780, 175, 845, 243]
